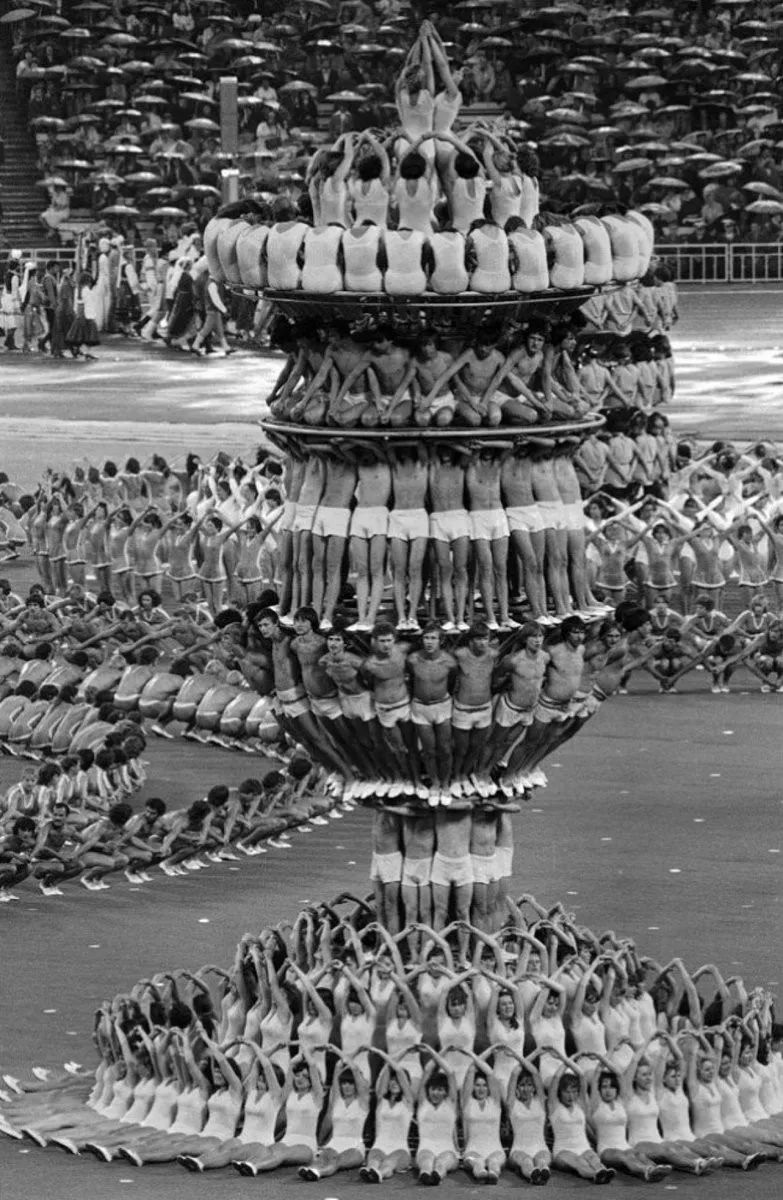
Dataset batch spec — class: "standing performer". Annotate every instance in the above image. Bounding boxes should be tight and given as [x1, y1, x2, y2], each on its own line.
[407, 624, 457, 799]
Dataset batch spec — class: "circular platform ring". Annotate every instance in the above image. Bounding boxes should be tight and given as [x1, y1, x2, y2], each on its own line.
[261, 414, 605, 445]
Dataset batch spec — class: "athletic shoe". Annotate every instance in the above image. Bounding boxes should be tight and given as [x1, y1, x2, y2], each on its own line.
[297, 1165, 320, 1180]
[20, 1127, 48, 1146]
[38, 882, 63, 896]
[84, 1142, 113, 1161]
[117, 1147, 142, 1166]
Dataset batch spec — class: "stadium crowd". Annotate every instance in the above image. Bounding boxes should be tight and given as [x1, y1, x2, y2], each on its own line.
[2, 893, 783, 1185]
[5, 0, 783, 255]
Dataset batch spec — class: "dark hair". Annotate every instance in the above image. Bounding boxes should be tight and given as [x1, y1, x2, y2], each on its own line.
[12, 816, 36, 836]
[207, 785, 229, 806]
[455, 150, 480, 178]
[145, 797, 166, 815]
[357, 152, 382, 181]
[400, 150, 426, 180]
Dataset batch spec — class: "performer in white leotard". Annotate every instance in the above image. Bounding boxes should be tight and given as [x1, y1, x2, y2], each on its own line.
[360, 1055, 415, 1183]
[460, 1055, 506, 1183]
[178, 1045, 281, 1172]
[547, 1055, 613, 1183]
[298, 1052, 369, 1182]
[588, 1061, 672, 1181]
[233, 1051, 324, 1176]
[507, 1057, 552, 1184]
[415, 1050, 459, 1185]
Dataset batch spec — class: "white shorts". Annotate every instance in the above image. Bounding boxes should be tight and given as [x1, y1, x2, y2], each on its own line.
[469, 508, 509, 542]
[430, 851, 473, 888]
[350, 506, 389, 539]
[371, 849, 403, 884]
[429, 389, 455, 414]
[279, 500, 297, 533]
[533, 693, 572, 724]
[411, 697, 452, 725]
[495, 844, 513, 879]
[429, 509, 471, 543]
[471, 852, 499, 885]
[536, 499, 566, 530]
[388, 508, 429, 542]
[506, 504, 546, 534]
[402, 856, 432, 887]
[375, 697, 411, 728]
[312, 504, 351, 539]
[277, 685, 311, 719]
[339, 691, 374, 721]
[494, 693, 535, 729]
[562, 500, 585, 531]
[292, 503, 316, 533]
[452, 700, 492, 730]
[310, 693, 343, 720]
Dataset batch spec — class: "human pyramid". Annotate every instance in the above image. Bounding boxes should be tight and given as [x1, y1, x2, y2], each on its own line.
[4, 893, 783, 1187]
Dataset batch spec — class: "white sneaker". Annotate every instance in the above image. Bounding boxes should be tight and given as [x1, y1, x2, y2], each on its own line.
[38, 882, 63, 896]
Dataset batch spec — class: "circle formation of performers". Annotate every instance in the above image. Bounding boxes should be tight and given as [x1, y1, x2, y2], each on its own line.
[4, 897, 782, 1187]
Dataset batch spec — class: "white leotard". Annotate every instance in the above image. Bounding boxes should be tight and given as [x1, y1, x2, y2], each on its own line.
[239, 1090, 277, 1145]
[139, 1079, 180, 1131]
[508, 228, 548, 293]
[393, 177, 435, 233]
[429, 231, 468, 294]
[326, 1094, 366, 1152]
[510, 1096, 547, 1155]
[266, 222, 307, 290]
[450, 176, 488, 233]
[200, 1088, 240, 1140]
[438, 1014, 475, 1085]
[691, 1080, 724, 1139]
[716, 1075, 748, 1129]
[260, 1006, 293, 1071]
[593, 1098, 630, 1152]
[284, 1089, 318, 1150]
[371, 1097, 412, 1155]
[349, 177, 389, 227]
[300, 226, 344, 293]
[342, 225, 384, 292]
[469, 226, 511, 293]
[550, 1101, 590, 1155]
[489, 173, 523, 227]
[384, 229, 427, 295]
[658, 1085, 694, 1142]
[340, 1011, 374, 1078]
[626, 1088, 661, 1144]
[167, 1086, 206, 1135]
[235, 224, 269, 289]
[319, 174, 350, 227]
[463, 1094, 503, 1157]
[417, 1097, 456, 1155]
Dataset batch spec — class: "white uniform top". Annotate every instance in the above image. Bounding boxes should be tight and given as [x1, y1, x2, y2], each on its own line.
[716, 1075, 747, 1129]
[626, 1088, 661, 1144]
[266, 221, 308, 290]
[349, 177, 389, 227]
[429, 231, 468, 294]
[463, 1094, 503, 1157]
[593, 1098, 630, 1152]
[438, 1014, 475, 1084]
[759, 1060, 783, 1116]
[239, 1090, 277, 1145]
[575, 216, 612, 285]
[469, 226, 511, 293]
[530, 1015, 566, 1085]
[260, 1006, 293, 1071]
[658, 1085, 693, 1142]
[550, 1101, 590, 1155]
[372, 1097, 412, 1154]
[547, 224, 585, 289]
[486, 1020, 526, 1089]
[400, 88, 434, 140]
[203, 216, 233, 281]
[627, 210, 654, 275]
[319, 174, 350, 227]
[216, 222, 245, 285]
[519, 174, 540, 229]
[433, 89, 460, 133]
[327, 1094, 366, 1151]
[235, 224, 269, 289]
[168, 1086, 206, 1135]
[417, 1097, 457, 1155]
[284, 1089, 319, 1150]
[297, 1014, 331, 1083]
[98, 1077, 133, 1121]
[385, 1016, 420, 1064]
[510, 1096, 547, 1154]
[691, 1080, 724, 1138]
[450, 176, 488, 233]
[570, 1011, 607, 1057]
[489, 173, 523, 227]
[602, 215, 640, 282]
[385, 229, 428, 295]
[201, 1088, 240, 1140]
[342, 226, 384, 292]
[509, 229, 548, 293]
[120, 1076, 157, 1124]
[340, 1011, 374, 1078]
[301, 226, 344, 294]
[393, 176, 435, 233]
[139, 1079, 180, 1130]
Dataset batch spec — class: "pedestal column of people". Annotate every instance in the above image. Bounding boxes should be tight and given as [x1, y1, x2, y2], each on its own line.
[6, 892, 783, 1188]
[274, 436, 610, 634]
[258, 597, 655, 816]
